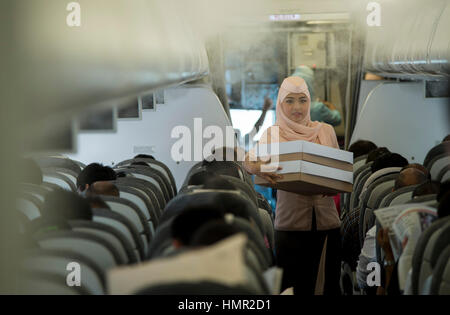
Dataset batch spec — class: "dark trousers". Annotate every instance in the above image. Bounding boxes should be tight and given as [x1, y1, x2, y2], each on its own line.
[275, 213, 342, 295]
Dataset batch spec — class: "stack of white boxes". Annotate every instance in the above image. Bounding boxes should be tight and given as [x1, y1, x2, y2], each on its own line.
[254, 140, 353, 195]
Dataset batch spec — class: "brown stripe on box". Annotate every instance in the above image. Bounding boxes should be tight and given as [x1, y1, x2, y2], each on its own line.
[254, 173, 353, 195]
[259, 152, 353, 172]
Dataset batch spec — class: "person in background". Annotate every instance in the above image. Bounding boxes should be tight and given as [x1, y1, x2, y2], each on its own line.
[401, 163, 431, 180]
[243, 97, 273, 151]
[371, 153, 408, 174]
[171, 206, 225, 248]
[30, 190, 93, 235]
[244, 76, 341, 295]
[292, 66, 341, 126]
[356, 168, 427, 292]
[76, 163, 117, 193]
[366, 147, 390, 164]
[348, 140, 378, 160]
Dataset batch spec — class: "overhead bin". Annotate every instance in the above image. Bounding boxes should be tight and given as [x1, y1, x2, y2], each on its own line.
[10, 0, 209, 123]
[364, 0, 450, 75]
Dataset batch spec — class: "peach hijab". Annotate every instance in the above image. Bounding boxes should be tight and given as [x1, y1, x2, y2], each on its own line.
[260, 76, 339, 148]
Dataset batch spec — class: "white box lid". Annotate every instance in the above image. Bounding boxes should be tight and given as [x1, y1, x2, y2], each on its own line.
[256, 140, 353, 164]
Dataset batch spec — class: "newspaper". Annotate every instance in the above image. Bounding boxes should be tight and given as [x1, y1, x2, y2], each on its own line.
[374, 204, 438, 261]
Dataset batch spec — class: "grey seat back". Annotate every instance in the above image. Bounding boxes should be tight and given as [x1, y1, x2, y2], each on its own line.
[437, 164, 450, 183]
[114, 177, 163, 217]
[68, 220, 136, 264]
[350, 170, 372, 211]
[411, 217, 450, 294]
[42, 169, 76, 191]
[92, 208, 146, 261]
[430, 245, 450, 295]
[16, 192, 43, 220]
[116, 158, 177, 196]
[43, 167, 78, 187]
[428, 154, 450, 181]
[100, 196, 151, 254]
[21, 249, 105, 295]
[32, 156, 82, 175]
[35, 230, 120, 270]
[389, 186, 418, 206]
[114, 184, 158, 233]
[116, 167, 170, 203]
[126, 164, 174, 200]
[353, 155, 368, 173]
[380, 185, 419, 208]
[419, 220, 450, 294]
[19, 183, 52, 202]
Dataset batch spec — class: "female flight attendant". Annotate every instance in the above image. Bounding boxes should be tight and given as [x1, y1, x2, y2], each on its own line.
[244, 76, 342, 295]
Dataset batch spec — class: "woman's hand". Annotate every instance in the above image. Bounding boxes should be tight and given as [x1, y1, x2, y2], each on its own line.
[244, 154, 283, 185]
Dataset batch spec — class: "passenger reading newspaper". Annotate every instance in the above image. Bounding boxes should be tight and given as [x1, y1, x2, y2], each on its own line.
[374, 205, 438, 291]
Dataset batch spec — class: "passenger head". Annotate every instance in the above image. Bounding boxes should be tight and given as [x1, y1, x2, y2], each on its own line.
[412, 180, 440, 198]
[76, 163, 116, 192]
[41, 190, 92, 227]
[371, 153, 408, 173]
[87, 181, 119, 197]
[437, 180, 450, 203]
[442, 135, 450, 142]
[202, 176, 236, 191]
[18, 158, 43, 185]
[348, 140, 377, 159]
[437, 189, 450, 218]
[171, 206, 225, 248]
[187, 171, 215, 186]
[366, 147, 390, 164]
[86, 196, 110, 209]
[394, 168, 428, 191]
[134, 154, 155, 160]
[190, 220, 241, 247]
[401, 163, 430, 179]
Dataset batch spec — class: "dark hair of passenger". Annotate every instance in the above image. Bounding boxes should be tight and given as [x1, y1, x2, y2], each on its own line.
[348, 140, 377, 159]
[366, 147, 390, 164]
[437, 180, 450, 203]
[202, 176, 236, 191]
[442, 134, 450, 142]
[76, 163, 116, 191]
[187, 171, 215, 186]
[130, 161, 150, 167]
[134, 154, 155, 160]
[401, 163, 431, 179]
[19, 158, 43, 185]
[190, 220, 241, 247]
[371, 152, 408, 173]
[438, 191, 450, 219]
[171, 206, 225, 246]
[394, 168, 428, 191]
[41, 190, 92, 227]
[412, 180, 440, 198]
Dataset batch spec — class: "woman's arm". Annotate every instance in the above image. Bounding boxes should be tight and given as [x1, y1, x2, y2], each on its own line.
[243, 151, 283, 185]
